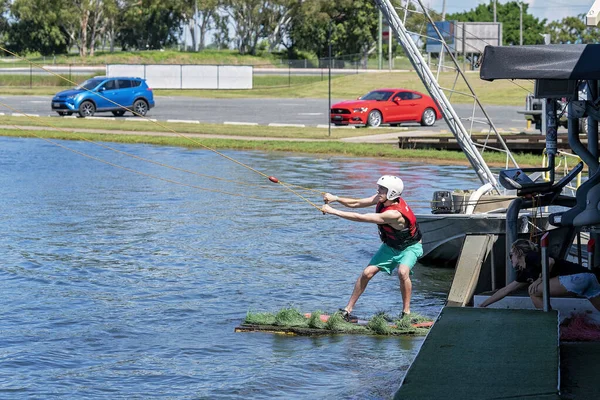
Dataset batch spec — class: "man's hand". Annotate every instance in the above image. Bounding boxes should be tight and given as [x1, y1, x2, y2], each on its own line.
[321, 204, 334, 214]
[323, 193, 338, 204]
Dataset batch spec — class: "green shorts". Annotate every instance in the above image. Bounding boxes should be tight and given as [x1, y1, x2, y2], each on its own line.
[369, 242, 423, 275]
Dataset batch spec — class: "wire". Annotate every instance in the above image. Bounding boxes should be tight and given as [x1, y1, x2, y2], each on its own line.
[0, 45, 327, 212]
[4, 121, 316, 204]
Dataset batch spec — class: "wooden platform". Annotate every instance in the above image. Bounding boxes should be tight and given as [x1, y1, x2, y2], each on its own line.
[234, 323, 429, 336]
[398, 133, 592, 153]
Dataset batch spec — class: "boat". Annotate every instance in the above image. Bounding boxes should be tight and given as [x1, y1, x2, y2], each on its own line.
[376, 3, 600, 398]
[374, 0, 562, 266]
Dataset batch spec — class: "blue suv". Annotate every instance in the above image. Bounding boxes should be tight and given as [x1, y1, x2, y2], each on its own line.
[51, 76, 155, 118]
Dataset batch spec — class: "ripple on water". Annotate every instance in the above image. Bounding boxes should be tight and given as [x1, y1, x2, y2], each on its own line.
[0, 138, 463, 398]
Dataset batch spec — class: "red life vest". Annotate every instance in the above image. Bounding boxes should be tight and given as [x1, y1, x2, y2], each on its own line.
[376, 198, 422, 250]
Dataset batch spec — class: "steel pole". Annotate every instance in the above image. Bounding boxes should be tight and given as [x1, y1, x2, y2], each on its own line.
[541, 233, 551, 312]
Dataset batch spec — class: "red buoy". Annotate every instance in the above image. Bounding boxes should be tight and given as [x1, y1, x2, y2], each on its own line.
[268, 176, 279, 183]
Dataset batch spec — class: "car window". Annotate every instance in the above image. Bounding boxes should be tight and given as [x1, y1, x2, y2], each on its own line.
[131, 80, 142, 88]
[77, 78, 104, 90]
[117, 79, 132, 89]
[412, 93, 422, 99]
[361, 91, 393, 101]
[396, 92, 412, 100]
[101, 80, 117, 90]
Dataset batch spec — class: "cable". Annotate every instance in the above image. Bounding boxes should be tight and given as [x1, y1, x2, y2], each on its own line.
[0, 45, 327, 211]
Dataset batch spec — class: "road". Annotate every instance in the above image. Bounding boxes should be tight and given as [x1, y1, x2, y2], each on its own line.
[0, 94, 530, 132]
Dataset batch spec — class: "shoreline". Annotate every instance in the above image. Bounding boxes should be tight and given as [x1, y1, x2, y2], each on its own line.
[0, 125, 543, 168]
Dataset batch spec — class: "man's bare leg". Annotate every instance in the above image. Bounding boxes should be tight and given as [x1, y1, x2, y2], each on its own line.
[398, 264, 412, 314]
[343, 265, 379, 313]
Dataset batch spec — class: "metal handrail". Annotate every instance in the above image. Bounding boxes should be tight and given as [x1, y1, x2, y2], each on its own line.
[542, 149, 583, 195]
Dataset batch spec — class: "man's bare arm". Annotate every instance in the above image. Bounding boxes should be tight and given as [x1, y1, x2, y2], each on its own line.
[323, 193, 378, 208]
[321, 206, 402, 225]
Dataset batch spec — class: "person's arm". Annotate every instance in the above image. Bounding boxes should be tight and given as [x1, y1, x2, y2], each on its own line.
[479, 280, 527, 308]
[323, 193, 378, 209]
[321, 206, 402, 225]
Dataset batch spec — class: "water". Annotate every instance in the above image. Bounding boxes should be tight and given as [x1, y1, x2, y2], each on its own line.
[0, 137, 483, 399]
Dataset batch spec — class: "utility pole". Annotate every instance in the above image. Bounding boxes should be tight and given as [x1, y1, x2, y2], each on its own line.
[378, 10, 383, 70]
[519, 2, 523, 45]
[493, 0, 497, 23]
[442, 0, 446, 20]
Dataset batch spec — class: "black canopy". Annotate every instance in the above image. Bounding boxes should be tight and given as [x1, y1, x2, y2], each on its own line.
[480, 44, 600, 81]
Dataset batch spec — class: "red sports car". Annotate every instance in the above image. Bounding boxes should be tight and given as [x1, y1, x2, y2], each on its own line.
[330, 88, 442, 128]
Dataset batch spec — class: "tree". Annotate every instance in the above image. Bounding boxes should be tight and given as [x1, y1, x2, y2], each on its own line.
[546, 13, 600, 44]
[260, 0, 296, 53]
[100, 0, 120, 52]
[0, 0, 10, 48]
[288, 0, 379, 65]
[182, 0, 218, 51]
[117, 0, 185, 50]
[211, 12, 230, 50]
[7, 0, 73, 55]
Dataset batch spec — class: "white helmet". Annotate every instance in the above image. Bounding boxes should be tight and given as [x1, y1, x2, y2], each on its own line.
[377, 175, 404, 200]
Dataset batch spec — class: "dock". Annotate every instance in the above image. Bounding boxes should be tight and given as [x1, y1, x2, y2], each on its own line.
[397, 133, 586, 153]
[395, 307, 560, 399]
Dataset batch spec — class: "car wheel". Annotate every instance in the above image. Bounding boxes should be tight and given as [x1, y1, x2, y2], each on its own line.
[112, 110, 126, 117]
[367, 110, 382, 128]
[57, 112, 65, 116]
[132, 100, 148, 117]
[78, 101, 95, 117]
[420, 108, 436, 126]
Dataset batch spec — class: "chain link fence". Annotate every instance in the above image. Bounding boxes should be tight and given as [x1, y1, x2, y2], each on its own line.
[0, 55, 417, 89]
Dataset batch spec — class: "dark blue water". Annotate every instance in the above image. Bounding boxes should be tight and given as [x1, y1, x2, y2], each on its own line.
[0, 137, 482, 399]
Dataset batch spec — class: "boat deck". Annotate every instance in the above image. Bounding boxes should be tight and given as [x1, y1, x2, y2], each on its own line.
[561, 342, 600, 399]
[394, 307, 560, 399]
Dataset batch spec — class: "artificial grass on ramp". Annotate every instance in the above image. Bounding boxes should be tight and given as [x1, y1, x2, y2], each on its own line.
[560, 342, 600, 398]
[395, 307, 560, 400]
[238, 307, 432, 336]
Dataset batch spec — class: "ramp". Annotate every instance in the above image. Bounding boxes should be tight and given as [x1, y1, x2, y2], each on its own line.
[395, 307, 560, 399]
[447, 234, 494, 307]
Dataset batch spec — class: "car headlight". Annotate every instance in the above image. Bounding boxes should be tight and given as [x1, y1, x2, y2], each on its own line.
[353, 107, 368, 113]
[66, 95, 76, 99]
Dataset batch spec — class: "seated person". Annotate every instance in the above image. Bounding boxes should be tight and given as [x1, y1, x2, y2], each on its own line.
[480, 239, 600, 311]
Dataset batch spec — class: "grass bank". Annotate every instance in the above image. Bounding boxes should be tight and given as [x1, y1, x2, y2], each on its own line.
[8, 49, 282, 67]
[0, 71, 532, 106]
[0, 116, 545, 167]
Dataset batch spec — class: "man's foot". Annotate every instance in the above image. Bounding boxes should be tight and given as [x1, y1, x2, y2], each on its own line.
[401, 311, 411, 319]
[339, 308, 358, 322]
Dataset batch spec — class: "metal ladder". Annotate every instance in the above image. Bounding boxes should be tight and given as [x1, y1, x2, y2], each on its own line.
[375, 0, 518, 194]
